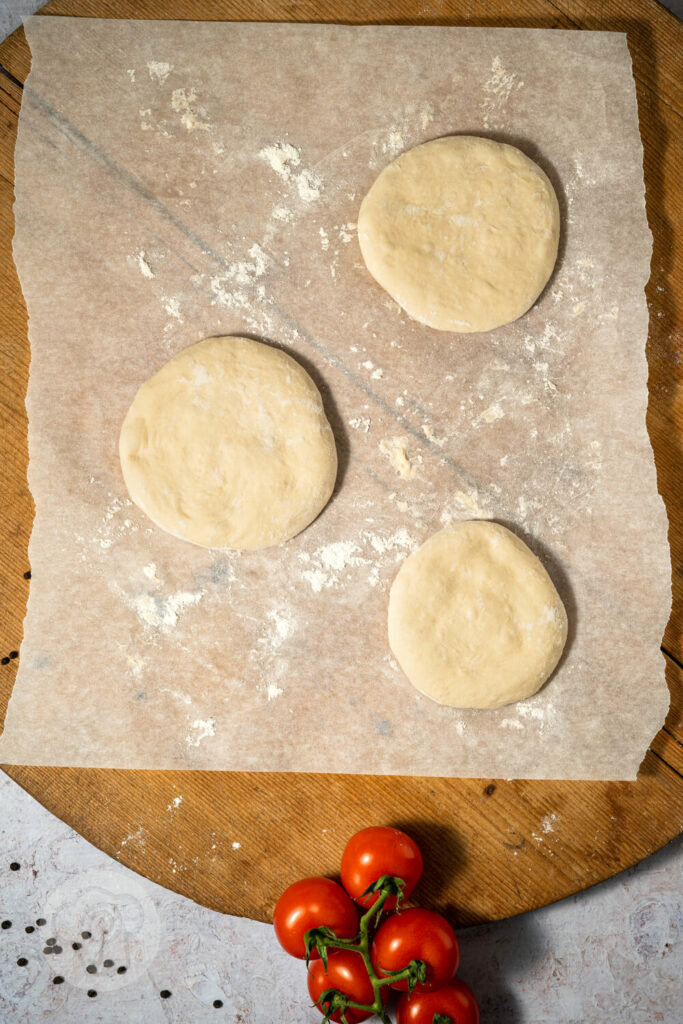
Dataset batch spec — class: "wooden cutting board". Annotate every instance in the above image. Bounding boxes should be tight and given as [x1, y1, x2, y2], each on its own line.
[1, 0, 681, 927]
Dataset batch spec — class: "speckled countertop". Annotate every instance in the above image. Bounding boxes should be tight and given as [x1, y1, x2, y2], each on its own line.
[1, 771, 681, 1023]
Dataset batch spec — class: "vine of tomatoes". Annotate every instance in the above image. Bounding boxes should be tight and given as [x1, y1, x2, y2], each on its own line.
[273, 826, 479, 1024]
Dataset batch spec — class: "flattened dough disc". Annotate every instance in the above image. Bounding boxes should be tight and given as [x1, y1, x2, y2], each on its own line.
[388, 521, 568, 709]
[358, 135, 560, 333]
[119, 336, 338, 550]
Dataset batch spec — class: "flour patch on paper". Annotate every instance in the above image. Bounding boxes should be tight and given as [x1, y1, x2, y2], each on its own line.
[160, 687, 193, 707]
[258, 141, 323, 203]
[361, 359, 385, 381]
[587, 439, 603, 473]
[162, 295, 183, 322]
[210, 243, 270, 315]
[131, 250, 155, 279]
[320, 541, 364, 574]
[483, 56, 523, 128]
[296, 170, 323, 203]
[127, 654, 146, 678]
[572, 158, 597, 186]
[336, 222, 356, 244]
[379, 437, 416, 479]
[273, 205, 294, 223]
[421, 423, 446, 447]
[538, 322, 562, 353]
[368, 103, 434, 169]
[268, 609, 294, 644]
[364, 527, 417, 588]
[259, 141, 301, 179]
[516, 698, 556, 736]
[299, 529, 417, 594]
[419, 103, 435, 130]
[299, 541, 368, 592]
[383, 130, 405, 157]
[258, 609, 296, 653]
[130, 590, 204, 631]
[148, 61, 173, 83]
[171, 88, 211, 132]
[363, 527, 417, 561]
[475, 402, 505, 427]
[500, 718, 524, 730]
[93, 495, 136, 551]
[186, 717, 216, 747]
[215, 244, 269, 289]
[440, 487, 487, 522]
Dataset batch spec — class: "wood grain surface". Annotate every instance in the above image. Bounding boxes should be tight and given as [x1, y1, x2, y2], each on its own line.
[1, 0, 681, 927]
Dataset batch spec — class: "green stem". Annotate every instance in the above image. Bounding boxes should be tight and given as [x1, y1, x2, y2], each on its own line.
[310, 879, 425, 1024]
[352, 889, 423, 1022]
[355, 889, 392, 1022]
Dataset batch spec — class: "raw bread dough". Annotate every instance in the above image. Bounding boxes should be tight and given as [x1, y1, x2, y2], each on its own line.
[388, 521, 567, 709]
[358, 135, 560, 333]
[119, 336, 338, 549]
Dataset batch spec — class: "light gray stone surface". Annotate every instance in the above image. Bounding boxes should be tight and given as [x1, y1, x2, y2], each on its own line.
[0, 1, 40, 42]
[1, 771, 681, 1023]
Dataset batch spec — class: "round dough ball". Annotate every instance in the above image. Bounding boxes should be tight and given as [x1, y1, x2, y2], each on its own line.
[119, 336, 337, 550]
[388, 521, 567, 709]
[358, 135, 560, 333]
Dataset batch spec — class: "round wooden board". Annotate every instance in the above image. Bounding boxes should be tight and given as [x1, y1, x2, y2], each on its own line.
[1, 0, 682, 928]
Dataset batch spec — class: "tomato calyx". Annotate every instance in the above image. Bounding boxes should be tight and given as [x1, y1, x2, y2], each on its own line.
[305, 926, 340, 969]
[432, 1015, 455, 1024]
[359, 874, 407, 920]
[380, 958, 429, 994]
[313, 985, 367, 1024]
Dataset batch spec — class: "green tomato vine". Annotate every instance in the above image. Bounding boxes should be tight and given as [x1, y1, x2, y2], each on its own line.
[305, 875, 450, 1024]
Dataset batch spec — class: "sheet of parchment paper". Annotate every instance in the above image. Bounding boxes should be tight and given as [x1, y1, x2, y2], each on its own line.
[0, 18, 670, 777]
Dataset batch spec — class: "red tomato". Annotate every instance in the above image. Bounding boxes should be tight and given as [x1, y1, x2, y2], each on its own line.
[371, 908, 459, 992]
[396, 978, 480, 1024]
[307, 949, 386, 1024]
[341, 826, 423, 909]
[273, 877, 358, 959]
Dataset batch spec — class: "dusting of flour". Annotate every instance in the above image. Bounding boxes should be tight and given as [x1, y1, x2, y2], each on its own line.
[147, 61, 173, 83]
[130, 590, 204, 630]
[171, 88, 211, 132]
[186, 718, 215, 747]
[258, 141, 323, 202]
[379, 437, 416, 479]
[483, 56, 523, 128]
[298, 529, 417, 593]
